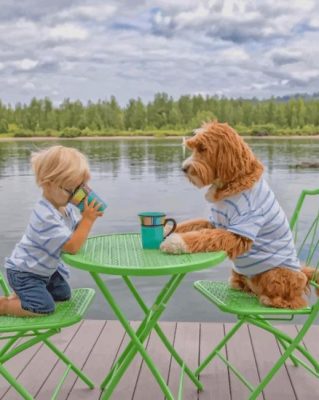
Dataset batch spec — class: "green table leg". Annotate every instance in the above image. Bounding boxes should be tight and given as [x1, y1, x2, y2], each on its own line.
[100, 274, 183, 391]
[123, 275, 203, 390]
[91, 272, 192, 400]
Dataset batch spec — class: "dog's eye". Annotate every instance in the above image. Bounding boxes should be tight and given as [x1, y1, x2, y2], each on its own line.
[197, 144, 206, 153]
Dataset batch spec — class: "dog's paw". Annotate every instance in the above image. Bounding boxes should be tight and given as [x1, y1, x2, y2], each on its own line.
[160, 233, 189, 254]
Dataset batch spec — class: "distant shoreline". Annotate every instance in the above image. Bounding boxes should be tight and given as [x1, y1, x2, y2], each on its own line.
[0, 136, 169, 141]
[1, 135, 319, 142]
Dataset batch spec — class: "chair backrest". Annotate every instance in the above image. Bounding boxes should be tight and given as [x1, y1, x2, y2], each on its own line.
[0, 270, 11, 296]
[290, 188, 319, 283]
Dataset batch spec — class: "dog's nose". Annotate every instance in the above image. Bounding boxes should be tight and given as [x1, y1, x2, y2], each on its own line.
[182, 165, 189, 173]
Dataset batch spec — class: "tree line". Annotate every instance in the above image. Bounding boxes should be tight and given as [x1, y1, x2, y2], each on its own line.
[0, 93, 319, 137]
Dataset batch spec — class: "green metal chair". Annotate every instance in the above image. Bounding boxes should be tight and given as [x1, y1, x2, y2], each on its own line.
[193, 188, 319, 399]
[0, 271, 95, 399]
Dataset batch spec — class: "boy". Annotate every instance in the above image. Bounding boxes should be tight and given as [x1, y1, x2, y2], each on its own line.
[1, 145, 103, 316]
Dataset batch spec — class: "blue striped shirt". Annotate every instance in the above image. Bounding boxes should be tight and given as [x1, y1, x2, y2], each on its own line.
[209, 177, 300, 276]
[5, 197, 80, 278]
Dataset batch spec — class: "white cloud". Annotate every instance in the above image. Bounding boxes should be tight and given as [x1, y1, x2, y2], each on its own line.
[59, 4, 117, 21]
[309, 16, 319, 28]
[151, 0, 317, 42]
[251, 82, 273, 91]
[219, 48, 249, 63]
[22, 81, 36, 90]
[48, 23, 88, 41]
[0, 18, 40, 47]
[13, 58, 38, 71]
[1, 0, 319, 105]
[290, 69, 319, 82]
[153, 11, 173, 28]
[173, 5, 211, 29]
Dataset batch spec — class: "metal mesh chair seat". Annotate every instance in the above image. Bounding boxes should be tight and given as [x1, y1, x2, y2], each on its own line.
[0, 288, 95, 333]
[194, 281, 312, 316]
[0, 275, 96, 399]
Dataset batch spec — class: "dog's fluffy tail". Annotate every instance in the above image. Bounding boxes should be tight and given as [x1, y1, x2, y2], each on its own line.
[301, 266, 319, 296]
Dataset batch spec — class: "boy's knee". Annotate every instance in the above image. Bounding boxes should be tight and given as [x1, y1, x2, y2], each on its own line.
[48, 272, 71, 302]
[53, 292, 71, 302]
[51, 282, 71, 301]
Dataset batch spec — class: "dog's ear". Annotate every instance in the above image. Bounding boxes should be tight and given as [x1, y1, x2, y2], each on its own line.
[215, 126, 261, 182]
[215, 132, 245, 181]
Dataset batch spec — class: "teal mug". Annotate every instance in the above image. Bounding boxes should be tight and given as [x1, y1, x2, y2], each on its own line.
[138, 212, 177, 249]
[70, 184, 107, 212]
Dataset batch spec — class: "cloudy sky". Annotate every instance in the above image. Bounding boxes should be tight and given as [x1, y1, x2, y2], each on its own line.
[1, 0, 319, 106]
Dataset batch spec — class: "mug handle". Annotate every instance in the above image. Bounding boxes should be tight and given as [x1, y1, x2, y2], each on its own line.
[163, 218, 177, 239]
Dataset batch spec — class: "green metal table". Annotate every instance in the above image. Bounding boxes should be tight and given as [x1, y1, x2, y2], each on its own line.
[62, 233, 226, 399]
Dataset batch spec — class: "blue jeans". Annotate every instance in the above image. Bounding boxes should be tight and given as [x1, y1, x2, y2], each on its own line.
[6, 269, 71, 314]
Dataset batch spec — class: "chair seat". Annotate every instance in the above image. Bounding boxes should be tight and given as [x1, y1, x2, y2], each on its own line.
[0, 288, 95, 333]
[194, 281, 312, 316]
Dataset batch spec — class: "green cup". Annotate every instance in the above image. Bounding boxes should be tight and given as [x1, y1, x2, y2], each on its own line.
[138, 212, 177, 249]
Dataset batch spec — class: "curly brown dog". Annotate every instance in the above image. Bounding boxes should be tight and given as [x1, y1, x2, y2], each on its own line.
[160, 121, 319, 309]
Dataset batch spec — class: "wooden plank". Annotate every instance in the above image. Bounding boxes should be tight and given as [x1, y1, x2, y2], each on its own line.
[224, 323, 261, 400]
[167, 322, 200, 400]
[198, 323, 231, 400]
[35, 319, 105, 400]
[67, 320, 126, 400]
[279, 324, 319, 400]
[2, 323, 81, 400]
[110, 321, 151, 400]
[133, 321, 176, 400]
[1, 320, 319, 400]
[249, 324, 296, 400]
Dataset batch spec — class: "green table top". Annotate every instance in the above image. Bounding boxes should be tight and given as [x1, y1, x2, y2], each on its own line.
[62, 233, 227, 276]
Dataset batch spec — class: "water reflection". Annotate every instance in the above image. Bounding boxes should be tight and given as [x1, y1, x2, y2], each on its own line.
[1, 138, 319, 179]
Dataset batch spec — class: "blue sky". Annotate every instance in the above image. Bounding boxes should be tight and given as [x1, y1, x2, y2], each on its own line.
[1, 0, 319, 106]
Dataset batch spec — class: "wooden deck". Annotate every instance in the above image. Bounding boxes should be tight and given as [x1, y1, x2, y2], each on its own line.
[1, 320, 319, 400]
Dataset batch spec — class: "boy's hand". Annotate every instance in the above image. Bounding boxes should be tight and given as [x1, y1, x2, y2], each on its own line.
[63, 198, 103, 254]
[81, 198, 104, 222]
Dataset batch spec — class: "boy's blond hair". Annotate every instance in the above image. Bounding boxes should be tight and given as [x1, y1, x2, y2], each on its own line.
[31, 145, 90, 187]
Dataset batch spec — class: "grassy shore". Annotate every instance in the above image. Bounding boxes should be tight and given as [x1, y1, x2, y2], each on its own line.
[2, 135, 319, 142]
[0, 129, 187, 139]
[1, 127, 319, 140]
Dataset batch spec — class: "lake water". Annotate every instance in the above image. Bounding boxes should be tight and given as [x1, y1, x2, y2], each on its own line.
[0, 137, 319, 322]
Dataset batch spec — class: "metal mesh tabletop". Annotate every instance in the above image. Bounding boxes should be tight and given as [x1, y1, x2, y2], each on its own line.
[62, 233, 226, 276]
